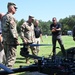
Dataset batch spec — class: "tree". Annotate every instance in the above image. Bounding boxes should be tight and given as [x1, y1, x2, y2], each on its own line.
[17, 19, 25, 33]
[16, 15, 75, 35]
[59, 15, 75, 35]
[39, 20, 51, 35]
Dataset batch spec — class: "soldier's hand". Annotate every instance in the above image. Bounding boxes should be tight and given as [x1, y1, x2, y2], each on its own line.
[24, 39, 28, 44]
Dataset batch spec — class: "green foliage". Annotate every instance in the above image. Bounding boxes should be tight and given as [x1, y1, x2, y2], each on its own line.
[17, 15, 75, 35]
[39, 20, 52, 35]
[17, 19, 25, 33]
[59, 15, 75, 34]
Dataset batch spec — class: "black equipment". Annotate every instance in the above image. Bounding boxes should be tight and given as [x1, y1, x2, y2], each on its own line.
[66, 47, 75, 60]
[0, 43, 75, 75]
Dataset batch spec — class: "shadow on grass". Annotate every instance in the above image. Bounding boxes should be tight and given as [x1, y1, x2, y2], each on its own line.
[16, 57, 25, 60]
[15, 61, 25, 63]
[57, 51, 62, 56]
[15, 57, 25, 63]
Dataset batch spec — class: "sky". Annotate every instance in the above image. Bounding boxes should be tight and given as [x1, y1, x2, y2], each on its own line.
[0, 0, 75, 21]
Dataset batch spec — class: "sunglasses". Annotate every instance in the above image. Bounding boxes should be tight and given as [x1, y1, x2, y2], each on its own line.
[14, 7, 17, 9]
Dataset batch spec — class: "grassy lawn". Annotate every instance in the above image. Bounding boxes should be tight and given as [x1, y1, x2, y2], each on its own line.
[14, 35, 75, 75]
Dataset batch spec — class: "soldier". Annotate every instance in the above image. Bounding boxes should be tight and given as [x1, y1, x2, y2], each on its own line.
[0, 13, 6, 64]
[20, 15, 36, 64]
[1, 2, 19, 69]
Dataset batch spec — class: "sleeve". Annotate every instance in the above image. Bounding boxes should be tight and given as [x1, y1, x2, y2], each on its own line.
[20, 23, 26, 41]
[7, 15, 18, 39]
[56, 23, 61, 31]
[20, 22, 29, 42]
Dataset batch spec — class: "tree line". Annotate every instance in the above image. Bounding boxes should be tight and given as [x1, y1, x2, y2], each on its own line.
[17, 15, 75, 35]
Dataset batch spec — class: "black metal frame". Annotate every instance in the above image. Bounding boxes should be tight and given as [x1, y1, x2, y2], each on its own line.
[0, 44, 75, 75]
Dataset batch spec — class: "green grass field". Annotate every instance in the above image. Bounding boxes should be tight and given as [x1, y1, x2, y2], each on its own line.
[14, 35, 75, 75]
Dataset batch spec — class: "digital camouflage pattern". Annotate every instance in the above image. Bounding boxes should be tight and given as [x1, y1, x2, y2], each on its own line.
[20, 21, 38, 63]
[1, 12, 18, 68]
[20, 21, 35, 43]
[2, 12, 18, 42]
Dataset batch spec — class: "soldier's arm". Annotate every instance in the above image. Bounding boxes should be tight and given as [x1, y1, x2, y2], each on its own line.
[6, 15, 19, 45]
[7, 16, 18, 39]
[20, 22, 29, 43]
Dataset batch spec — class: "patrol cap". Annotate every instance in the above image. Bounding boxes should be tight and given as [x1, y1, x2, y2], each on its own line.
[7, 2, 17, 9]
[29, 15, 34, 20]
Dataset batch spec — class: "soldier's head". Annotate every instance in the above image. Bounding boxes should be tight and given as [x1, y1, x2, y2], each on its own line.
[34, 19, 39, 26]
[28, 15, 35, 23]
[7, 2, 17, 14]
[0, 13, 5, 20]
[52, 17, 57, 24]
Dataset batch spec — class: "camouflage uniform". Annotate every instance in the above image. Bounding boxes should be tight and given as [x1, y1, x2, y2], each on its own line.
[1, 12, 18, 68]
[20, 21, 37, 62]
[21, 21, 35, 43]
